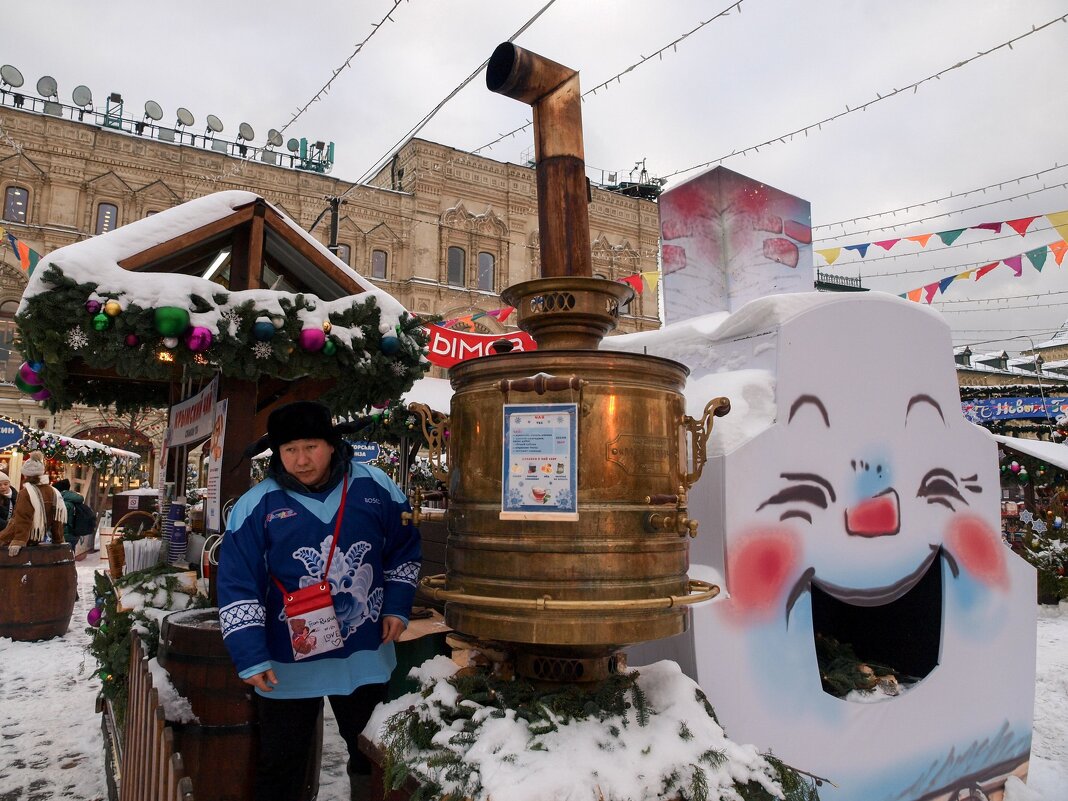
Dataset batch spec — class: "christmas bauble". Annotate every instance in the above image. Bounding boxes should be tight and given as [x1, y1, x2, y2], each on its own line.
[163, 337, 179, 349]
[271, 315, 285, 329]
[298, 328, 326, 352]
[1017, 470, 1029, 484]
[17, 362, 42, 386]
[29, 361, 43, 372]
[14, 374, 38, 394]
[92, 313, 111, 331]
[85, 299, 102, 315]
[87, 606, 102, 627]
[125, 334, 140, 347]
[30, 387, 51, 401]
[154, 306, 190, 336]
[103, 300, 122, 317]
[184, 326, 213, 352]
[252, 320, 276, 342]
[1056, 517, 1064, 529]
[1009, 461, 1020, 473]
[322, 339, 337, 356]
[380, 335, 401, 355]
[322, 320, 332, 334]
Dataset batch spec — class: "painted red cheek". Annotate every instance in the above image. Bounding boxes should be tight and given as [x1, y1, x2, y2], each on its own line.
[727, 529, 800, 618]
[946, 515, 1008, 589]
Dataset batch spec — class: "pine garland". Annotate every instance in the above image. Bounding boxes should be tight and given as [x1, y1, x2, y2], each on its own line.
[19, 427, 140, 472]
[15, 264, 429, 414]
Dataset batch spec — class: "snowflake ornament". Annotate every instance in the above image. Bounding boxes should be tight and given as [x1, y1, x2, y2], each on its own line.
[1019, 509, 1035, 525]
[67, 327, 89, 350]
[220, 308, 243, 335]
[390, 362, 408, 376]
[252, 341, 273, 360]
[1033, 519, 1048, 534]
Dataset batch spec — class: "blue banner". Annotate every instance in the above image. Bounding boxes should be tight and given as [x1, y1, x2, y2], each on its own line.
[350, 441, 381, 463]
[0, 416, 25, 452]
[962, 397, 1068, 423]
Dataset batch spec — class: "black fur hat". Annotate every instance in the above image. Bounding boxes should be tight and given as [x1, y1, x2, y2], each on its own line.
[267, 401, 338, 451]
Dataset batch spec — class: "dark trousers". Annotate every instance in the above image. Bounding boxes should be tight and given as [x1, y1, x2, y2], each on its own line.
[254, 682, 387, 801]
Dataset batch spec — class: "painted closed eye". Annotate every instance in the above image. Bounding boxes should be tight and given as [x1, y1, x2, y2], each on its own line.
[916, 468, 969, 510]
[756, 473, 837, 524]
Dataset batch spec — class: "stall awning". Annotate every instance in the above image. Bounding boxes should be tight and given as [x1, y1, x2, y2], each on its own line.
[993, 434, 1068, 472]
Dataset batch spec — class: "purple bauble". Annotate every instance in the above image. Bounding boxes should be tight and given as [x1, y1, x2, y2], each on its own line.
[184, 326, 213, 352]
[87, 606, 103, 627]
[125, 334, 140, 347]
[298, 327, 326, 352]
[85, 299, 102, 315]
[18, 362, 42, 386]
[30, 388, 51, 401]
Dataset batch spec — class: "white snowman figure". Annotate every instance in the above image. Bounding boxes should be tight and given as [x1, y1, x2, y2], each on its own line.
[614, 293, 1036, 801]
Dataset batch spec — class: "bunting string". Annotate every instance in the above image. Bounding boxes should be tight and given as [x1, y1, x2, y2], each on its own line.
[662, 14, 1068, 181]
[0, 226, 42, 274]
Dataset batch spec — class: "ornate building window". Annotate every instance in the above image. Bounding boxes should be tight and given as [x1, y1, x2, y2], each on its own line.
[335, 243, 351, 265]
[447, 247, 466, 287]
[372, 249, 388, 280]
[477, 252, 495, 292]
[0, 300, 21, 383]
[3, 186, 29, 223]
[95, 202, 119, 234]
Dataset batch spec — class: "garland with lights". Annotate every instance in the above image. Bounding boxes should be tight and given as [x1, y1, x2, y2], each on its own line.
[19, 428, 140, 472]
[15, 264, 428, 414]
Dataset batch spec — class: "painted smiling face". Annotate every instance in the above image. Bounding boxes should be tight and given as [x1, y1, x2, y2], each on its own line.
[683, 296, 1035, 801]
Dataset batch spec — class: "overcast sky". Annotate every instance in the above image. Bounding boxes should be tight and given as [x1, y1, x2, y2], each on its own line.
[6, 0, 1068, 357]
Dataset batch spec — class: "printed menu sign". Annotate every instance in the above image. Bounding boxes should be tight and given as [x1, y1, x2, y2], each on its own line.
[501, 403, 578, 521]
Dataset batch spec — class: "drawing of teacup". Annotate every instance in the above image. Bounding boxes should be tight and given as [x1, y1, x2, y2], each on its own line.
[531, 486, 548, 503]
[527, 464, 537, 474]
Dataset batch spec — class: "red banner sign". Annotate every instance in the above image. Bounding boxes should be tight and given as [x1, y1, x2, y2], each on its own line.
[425, 326, 536, 368]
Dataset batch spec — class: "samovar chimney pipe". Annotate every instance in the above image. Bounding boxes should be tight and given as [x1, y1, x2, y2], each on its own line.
[487, 43, 591, 280]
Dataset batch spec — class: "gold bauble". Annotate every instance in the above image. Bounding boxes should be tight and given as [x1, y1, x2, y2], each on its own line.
[322, 320, 332, 334]
[104, 300, 123, 317]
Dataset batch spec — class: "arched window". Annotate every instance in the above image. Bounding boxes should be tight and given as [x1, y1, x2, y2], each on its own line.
[371, 249, 388, 280]
[477, 252, 495, 292]
[3, 186, 28, 223]
[335, 243, 351, 265]
[447, 247, 466, 287]
[0, 300, 22, 384]
[95, 203, 119, 234]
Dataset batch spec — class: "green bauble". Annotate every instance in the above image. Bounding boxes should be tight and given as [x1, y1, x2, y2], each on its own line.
[154, 306, 190, 336]
[14, 374, 39, 394]
[322, 339, 337, 356]
[92, 312, 112, 331]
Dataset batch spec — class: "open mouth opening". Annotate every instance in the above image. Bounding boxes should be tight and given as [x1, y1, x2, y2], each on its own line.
[810, 547, 943, 700]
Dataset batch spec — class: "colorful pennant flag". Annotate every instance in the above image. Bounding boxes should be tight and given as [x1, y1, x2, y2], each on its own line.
[1050, 241, 1068, 266]
[955, 270, 974, 280]
[1007, 216, 1038, 236]
[641, 271, 660, 294]
[1003, 255, 1023, 277]
[498, 306, 515, 324]
[975, 262, 999, 280]
[905, 234, 933, 247]
[619, 275, 645, 294]
[923, 282, 940, 304]
[937, 229, 965, 246]
[1025, 247, 1048, 272]
[907, 288, 922, 302]
[815, 248, 841, 265]
[4, 232, 41, 274]
[974, 222, 1003, 234]
[938, 276, 955, 294]
[1048, 212, 1068, 244]
[844, 244, 869, 258]
[874, 239, 900, 251]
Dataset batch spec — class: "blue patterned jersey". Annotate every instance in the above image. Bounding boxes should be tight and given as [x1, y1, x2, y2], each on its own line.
[217, 459, 421, 680]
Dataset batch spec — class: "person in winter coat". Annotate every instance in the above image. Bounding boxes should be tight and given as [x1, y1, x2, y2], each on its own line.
[217, 401, 421, 801]
[0, 471, 17, 530]
[52, 479, 85, 548]
[0, 454, 66, 556]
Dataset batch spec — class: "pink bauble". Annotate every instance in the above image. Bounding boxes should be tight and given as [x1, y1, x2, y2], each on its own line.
[298, 327, 326, 352]
[30, 388, 51, 401]
[87, 606, 103, 627]
[1010, 461, 1021, 473]
[18, 362, 42, 386]
[184, 326, 213, 352]
[85, 299, 102, 315]
[125, 334, 140, 347]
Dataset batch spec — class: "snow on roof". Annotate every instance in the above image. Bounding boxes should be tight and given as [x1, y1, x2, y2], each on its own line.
[18, 191, 412, 342]
[35, 430, 141, 462]
[401, 376, 452, 414]
[993, 434, 1068, 472]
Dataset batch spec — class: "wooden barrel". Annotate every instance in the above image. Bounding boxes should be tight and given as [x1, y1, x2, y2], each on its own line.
[158, 608, 320, 801]
[0, 544, 76, 641]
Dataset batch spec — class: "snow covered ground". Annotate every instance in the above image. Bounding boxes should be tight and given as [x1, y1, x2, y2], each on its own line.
[1, 554, 1066, 801]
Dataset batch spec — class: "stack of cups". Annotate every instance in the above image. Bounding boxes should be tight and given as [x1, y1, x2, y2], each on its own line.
[166, 496, 187, 565]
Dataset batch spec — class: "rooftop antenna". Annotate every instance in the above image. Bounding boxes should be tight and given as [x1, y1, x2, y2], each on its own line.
[71, 84, 93, 121]
[236, 121, 255, 156]
[261, 128, 284, 165]
[138, 99, 163, 135]
[1, 64, 25, 108]
[286, 137, 300, 153]
[205, 114, 225, 152]
[266, 128, 283, 148]
[175, 107, 194, 144]
[37, 75, 61, 117]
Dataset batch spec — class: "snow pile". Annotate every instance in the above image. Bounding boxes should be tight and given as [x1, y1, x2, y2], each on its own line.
[147, 657, 198, 724]
[365, 657, 808, 801]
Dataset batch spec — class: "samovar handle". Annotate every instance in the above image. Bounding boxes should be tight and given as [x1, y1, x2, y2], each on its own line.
[682, 397, 731, 489]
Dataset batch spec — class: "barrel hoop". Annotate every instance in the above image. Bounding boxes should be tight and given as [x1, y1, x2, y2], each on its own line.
[157, 650, 234, 666]
[170, 721, 257, 735]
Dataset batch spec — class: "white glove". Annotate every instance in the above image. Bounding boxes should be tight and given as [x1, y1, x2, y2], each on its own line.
[7, 544, 21, 557]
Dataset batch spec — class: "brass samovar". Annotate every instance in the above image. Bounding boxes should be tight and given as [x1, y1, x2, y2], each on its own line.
[416, 43, 728, 683]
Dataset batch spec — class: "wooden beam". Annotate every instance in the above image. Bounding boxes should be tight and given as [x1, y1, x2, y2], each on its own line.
[118, 205, 255, 272]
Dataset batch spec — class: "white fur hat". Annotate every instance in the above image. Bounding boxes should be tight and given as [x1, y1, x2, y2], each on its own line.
[0, 471, 9, 482]
[21, 459, 44, 478]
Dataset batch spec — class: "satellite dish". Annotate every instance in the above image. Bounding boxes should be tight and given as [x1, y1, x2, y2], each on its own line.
[206, 114, 224, 133]
[176, 107, 194, 127]
[286, 138, 300, 153]
[238, 122, 255, 142]
[1, 65, 24, 88]
[144, 100, 163, 121]
[267, 128, 283, 147]
[36, 75, 58, 98]
[72, 85, 93, 108]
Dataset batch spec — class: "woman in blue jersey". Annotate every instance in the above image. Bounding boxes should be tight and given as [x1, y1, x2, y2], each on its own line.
[217, 401, 421, 801]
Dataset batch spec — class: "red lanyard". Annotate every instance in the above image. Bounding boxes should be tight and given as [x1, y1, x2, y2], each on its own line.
[271, 472, 349, 596]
